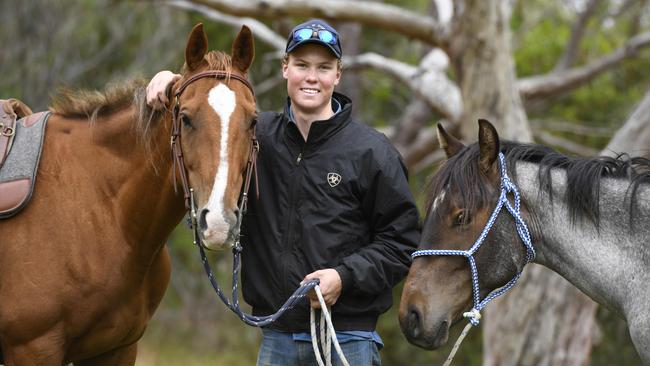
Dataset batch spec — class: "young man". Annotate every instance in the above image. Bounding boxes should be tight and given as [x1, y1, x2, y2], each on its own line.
[147, 19, 420, 366]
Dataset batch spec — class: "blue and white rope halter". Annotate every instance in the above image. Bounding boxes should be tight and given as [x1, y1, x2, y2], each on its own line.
[411, 152, 536, 326]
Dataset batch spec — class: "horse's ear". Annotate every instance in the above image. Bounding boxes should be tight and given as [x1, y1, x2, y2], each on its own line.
[185, 23, 208, 71]
[437, 123, 464, 158]
[478, 119, 500, 173]
[232, 25, 255, 74]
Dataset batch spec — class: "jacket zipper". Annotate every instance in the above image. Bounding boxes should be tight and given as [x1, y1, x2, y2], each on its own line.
[281, 149, 305, 297]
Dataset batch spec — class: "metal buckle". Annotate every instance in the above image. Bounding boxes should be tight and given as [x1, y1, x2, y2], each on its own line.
[1, 124, 15, 137]
[189, 188, 198, 229]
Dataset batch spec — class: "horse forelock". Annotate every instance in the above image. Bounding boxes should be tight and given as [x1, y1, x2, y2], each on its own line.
[181, 51, 233, 78]
[425, 144, 494, 218]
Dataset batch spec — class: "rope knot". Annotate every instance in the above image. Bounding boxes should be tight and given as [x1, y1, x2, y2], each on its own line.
[232, 241, 243, 254]
[463, 308, 481, 326]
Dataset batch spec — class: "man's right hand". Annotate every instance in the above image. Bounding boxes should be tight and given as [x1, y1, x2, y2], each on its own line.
[146, 70, 181, 110]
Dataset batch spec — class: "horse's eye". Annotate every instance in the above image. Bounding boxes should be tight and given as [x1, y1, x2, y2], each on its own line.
[250, 118, 257, 130]
[181, 114, 193, 128]
[454, 210, 471, 226]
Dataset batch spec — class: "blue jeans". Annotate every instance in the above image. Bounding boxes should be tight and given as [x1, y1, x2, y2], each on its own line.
[257, 329, 381, 366]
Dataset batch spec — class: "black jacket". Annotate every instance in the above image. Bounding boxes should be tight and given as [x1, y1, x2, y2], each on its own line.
[241, 93, 420, 332]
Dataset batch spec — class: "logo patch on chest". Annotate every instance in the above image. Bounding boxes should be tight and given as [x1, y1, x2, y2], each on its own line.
[327, 172, 342, 187]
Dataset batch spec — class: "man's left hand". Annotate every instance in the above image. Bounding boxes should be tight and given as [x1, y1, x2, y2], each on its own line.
[302, 269, 342, 309]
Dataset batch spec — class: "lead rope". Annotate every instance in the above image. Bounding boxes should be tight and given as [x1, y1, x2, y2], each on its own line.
[441, 321, 474, 366]
[190, 191, 349, 364]
[310, 286, 350, 366]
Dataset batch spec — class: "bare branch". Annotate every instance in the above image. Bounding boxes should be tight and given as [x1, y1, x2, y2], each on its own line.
[182, 0, 448, 47]
[378, 125, 441, 171]
[519, 31, 650, 101]
[346, 50, 462, 122]
[412, 150, 445, 174]
[554, 0, 601, 71]
[254, 72, 285, 95]
[529, 119, 614, 137]
[401, 127, 438, 169]
[602, 88, 650, 157]
[346, 52, 415, 83]
[392, 99, 435, 149]
[400, 120, 459, 173]
[167, 0, 286, 50]
[534, 130, 599, 156]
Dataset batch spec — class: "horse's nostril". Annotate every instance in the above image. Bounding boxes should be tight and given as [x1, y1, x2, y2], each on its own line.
[233, 208, 240, 219]
[199, 208, 209, 230]
[408, 307, 421, 338]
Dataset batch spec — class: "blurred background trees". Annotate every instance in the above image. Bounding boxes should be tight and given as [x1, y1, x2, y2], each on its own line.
[1, 0, 648, 365]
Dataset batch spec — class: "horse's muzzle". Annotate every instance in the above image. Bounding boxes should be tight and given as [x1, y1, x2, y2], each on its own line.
[399, 302, 451, 350]
[198, 208, 238, 250]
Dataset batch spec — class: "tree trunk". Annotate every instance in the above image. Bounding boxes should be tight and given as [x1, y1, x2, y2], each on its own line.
[602, 90, 650, 158]
[483, 266, 598, 366]
[450, 0, 532, 141]
[337, 21, 364, 121]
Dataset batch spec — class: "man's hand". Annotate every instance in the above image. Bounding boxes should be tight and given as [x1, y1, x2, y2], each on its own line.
[302, 269, 342, 309]
[146, 70, 181, 110]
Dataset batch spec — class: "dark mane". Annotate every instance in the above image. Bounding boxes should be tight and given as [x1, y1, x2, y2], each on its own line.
[427, 141, 650, 227]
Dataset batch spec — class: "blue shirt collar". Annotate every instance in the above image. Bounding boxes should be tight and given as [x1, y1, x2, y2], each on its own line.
[288, 97, 342, 125]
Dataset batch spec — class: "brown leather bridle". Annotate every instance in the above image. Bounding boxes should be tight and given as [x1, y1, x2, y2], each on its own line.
[170, 70, 259, 223]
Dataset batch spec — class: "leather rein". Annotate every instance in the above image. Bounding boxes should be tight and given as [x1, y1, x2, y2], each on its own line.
[170, 70, 259, 220]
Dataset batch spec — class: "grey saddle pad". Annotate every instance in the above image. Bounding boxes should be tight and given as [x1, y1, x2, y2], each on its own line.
[0, 111, 50, 218]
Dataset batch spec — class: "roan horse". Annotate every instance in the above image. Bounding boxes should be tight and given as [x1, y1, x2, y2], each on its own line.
[0, 23, 257, 365]
[399, 120, 650, 363]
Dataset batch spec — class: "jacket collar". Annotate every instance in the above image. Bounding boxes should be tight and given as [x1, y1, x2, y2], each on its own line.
[284, 92, 352, 145]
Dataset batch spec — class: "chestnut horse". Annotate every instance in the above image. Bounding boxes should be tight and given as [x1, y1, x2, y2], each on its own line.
[399, 120, 650, 363]
[0, 24, 257, 365]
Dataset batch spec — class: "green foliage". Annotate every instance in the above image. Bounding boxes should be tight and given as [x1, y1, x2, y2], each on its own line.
[514, 17, 569, 76]
[0, 0, 193, 110]
[363, 70, 413, 127]
[513, 0, 650, 152]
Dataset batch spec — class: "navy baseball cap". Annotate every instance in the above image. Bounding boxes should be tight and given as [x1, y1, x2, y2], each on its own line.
[285, 19, 342, 59]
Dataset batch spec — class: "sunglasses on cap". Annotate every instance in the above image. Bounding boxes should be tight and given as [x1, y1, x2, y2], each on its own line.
[292, 27, 338, 45]
[286, 22, 342, 58]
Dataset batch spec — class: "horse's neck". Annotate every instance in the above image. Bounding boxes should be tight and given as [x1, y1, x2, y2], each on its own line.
[85, 107, 185, 252]
[515, 161, 650, 316]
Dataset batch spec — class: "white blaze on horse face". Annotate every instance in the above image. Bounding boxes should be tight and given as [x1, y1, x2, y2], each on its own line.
[431, 189, 447, 214]
[203, 83, 236, 248]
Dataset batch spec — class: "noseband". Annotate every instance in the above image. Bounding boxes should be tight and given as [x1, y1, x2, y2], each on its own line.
[170, 70, 258, 212]
[411, 152, 536, 326]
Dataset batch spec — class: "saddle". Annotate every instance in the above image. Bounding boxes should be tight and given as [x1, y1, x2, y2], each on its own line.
[0, 99, 50, 219]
